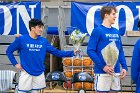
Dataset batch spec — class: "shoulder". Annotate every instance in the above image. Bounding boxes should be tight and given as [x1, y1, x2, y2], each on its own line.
[39, 36, 46, 40]
[133, 39, 140, 50]
[111, 27, 119, 32]
[15, 35, 24, 41]
[95, 25, 104, 31]
[91, 25, 103, 35]
[135, 39, 140, 45]
[94, 25, 108, 33]
[38, 36, 50, 43]
[18, 34, 28, 39]
[133, 39, 140, 51]
[111, 27, 121, 36]
[110, 27, 118, 31]
[39, 36, 47, 42]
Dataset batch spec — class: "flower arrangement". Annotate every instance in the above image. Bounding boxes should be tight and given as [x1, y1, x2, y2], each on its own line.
[70, 29, 87, 50]
[101, 41, 119, 68]
[101, 41, 119, 76]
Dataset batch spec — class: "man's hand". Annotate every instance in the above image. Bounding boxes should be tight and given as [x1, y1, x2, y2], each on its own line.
[14, 34, 22, 38]
[120, 69, 127, 79]
[15, 64, 23, 71]
[74, 50, 80, 55]
[103, 65, 114, 75]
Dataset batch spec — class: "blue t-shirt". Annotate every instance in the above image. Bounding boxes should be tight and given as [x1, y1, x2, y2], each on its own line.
[87, 25, 128, 74]
[131, 39, 140, 93]
[131, 39, 140, 83]
[6, 34, 74, 76]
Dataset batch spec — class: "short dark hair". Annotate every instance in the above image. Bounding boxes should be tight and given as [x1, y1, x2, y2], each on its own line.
[100, 6, 117, 20]
[29, 18, 44, 31]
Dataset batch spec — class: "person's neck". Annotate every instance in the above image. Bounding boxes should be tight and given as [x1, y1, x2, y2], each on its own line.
[29, 31, 38, 39]
[102, 20, 111, 28]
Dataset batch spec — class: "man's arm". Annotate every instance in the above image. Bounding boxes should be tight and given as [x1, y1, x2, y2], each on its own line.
[6, 37, 21, 66]
[131, 40, 140, 83]
[45, 40, 75, 57]
[118, 39, 128, 79]
[119, 39, 128, 70]
[87, 29, 106, 69]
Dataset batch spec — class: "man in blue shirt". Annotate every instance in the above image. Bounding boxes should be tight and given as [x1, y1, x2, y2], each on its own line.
[131, 20, 140, 93]
[87, 6, 128, 93]
[6, 19, 77, 93]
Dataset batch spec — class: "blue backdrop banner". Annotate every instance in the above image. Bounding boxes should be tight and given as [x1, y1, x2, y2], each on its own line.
[0, 1, 41, 35]
[71, 2, 140, 35]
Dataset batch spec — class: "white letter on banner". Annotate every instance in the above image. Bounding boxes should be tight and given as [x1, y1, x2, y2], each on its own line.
[0, 6, 12, 35]
[86, 5, 102, 35]
[136, 6, 140, 21]
[113, 5, 134, 32]
[29, 5, 36, 18]
[14, 5, 36, 34]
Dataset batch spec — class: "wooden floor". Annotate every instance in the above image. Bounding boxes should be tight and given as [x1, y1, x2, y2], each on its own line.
[43, 85, 132, 93]
[4, 86, 133, 93]
[4, 90, 133, 93]
[43, 89, 132, 93]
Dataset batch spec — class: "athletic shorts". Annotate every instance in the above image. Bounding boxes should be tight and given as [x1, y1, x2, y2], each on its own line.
[18, 70, 46, 92]
[94, 73, 120, 92]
